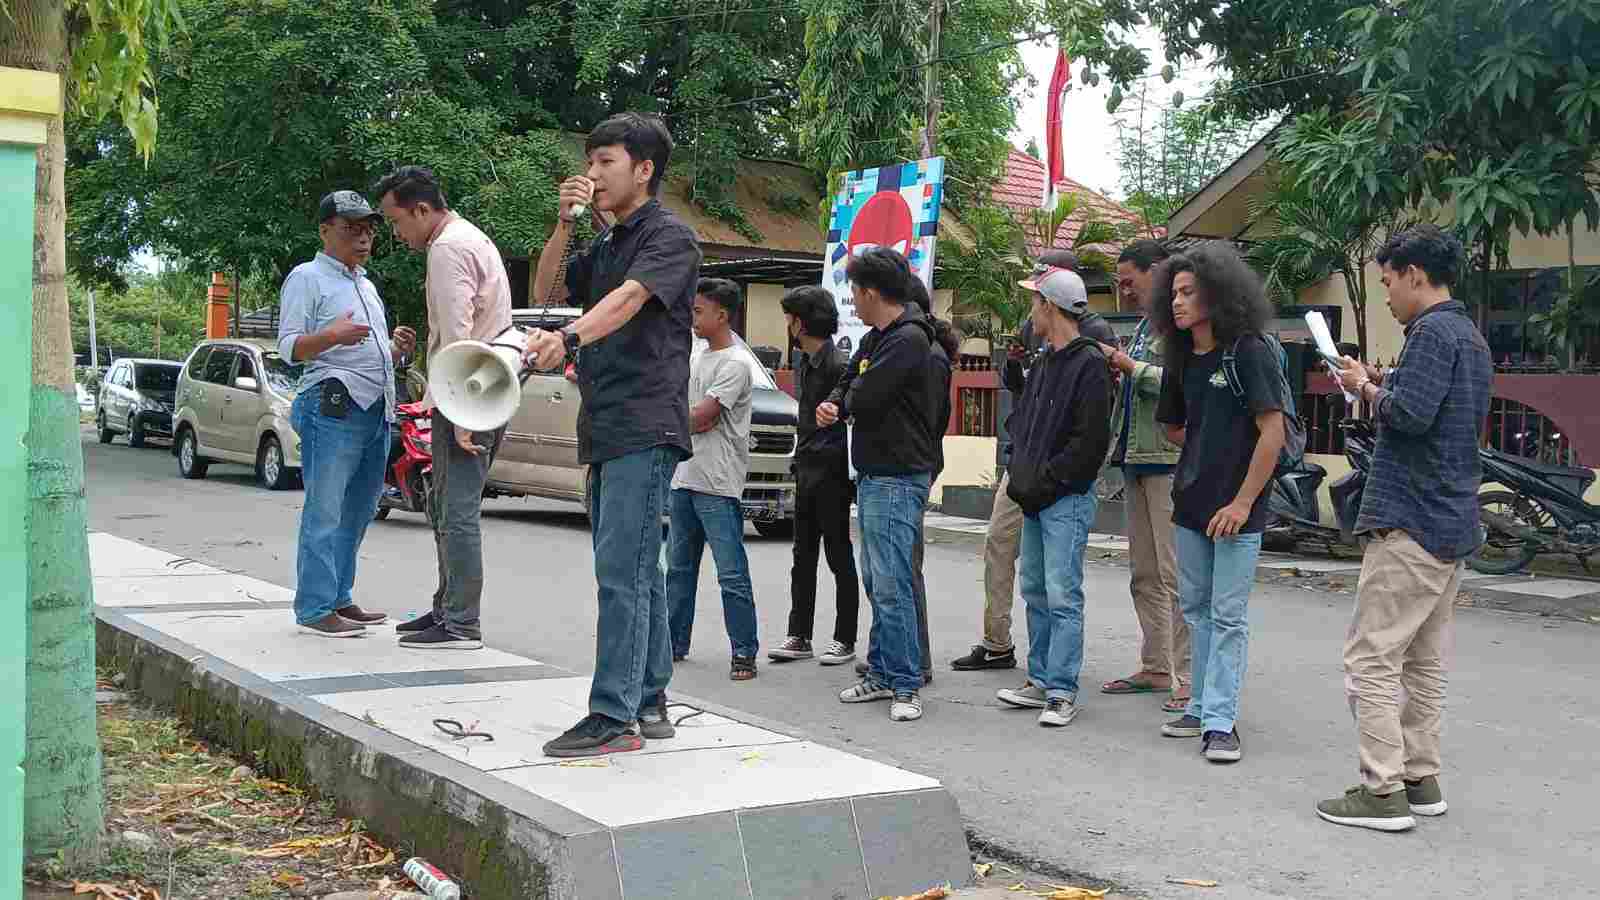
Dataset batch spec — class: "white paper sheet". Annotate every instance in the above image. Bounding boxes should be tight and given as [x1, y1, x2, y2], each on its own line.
[1305, 311, 1356, 403]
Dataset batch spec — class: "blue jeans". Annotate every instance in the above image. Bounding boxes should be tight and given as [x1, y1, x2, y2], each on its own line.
[588, 446, 679, 724]
[1020, 490, 1097, 701]
[857, 473, 931, 695]
[289, 383, 389, 625]
[667, 488, 758, 659]
[1174, 526, 1263, 734]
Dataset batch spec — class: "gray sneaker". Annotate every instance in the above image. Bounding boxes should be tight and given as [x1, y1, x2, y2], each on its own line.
[818, 640, 856, 666]
[768, 636, 814, 661]
[839, 678, 894, 703]
[997, 682, 1047, 709]
[1404, 776, 1448, 816]
[1038, 697, 1077, 727]
[1161, 715, 1204, 738]
[637, 695, 674, 740]
[1316, 786, 1416, 832]
[1203, 729, 1242, 763]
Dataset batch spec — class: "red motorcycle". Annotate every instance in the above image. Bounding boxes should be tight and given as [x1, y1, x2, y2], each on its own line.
[375, 399, 434, 522]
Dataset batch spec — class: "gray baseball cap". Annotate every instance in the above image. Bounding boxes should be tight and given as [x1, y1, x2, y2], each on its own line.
[318, 190, 382, 224]
[1019, 266, 1089, 318]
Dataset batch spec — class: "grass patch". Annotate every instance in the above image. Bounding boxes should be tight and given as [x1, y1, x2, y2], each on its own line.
[25, 692, 414, 900]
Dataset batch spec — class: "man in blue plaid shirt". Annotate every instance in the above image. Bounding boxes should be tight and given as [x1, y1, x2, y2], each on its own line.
[1317, 225, 1492, 833]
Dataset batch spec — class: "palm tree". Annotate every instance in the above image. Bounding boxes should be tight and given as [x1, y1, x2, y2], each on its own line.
[1245, 178, 1419, 358]
[1014, 192, 1124, 279]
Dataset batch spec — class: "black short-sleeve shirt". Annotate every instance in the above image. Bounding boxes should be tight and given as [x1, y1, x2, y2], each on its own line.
[565, 199, 704, 465]
[1156, 335, 1287, 534]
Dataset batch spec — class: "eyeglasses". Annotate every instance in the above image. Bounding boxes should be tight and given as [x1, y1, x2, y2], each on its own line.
[334, 222, 375, 239]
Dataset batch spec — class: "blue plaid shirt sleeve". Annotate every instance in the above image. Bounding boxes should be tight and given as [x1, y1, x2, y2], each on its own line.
[1373, 324, 1452, 435]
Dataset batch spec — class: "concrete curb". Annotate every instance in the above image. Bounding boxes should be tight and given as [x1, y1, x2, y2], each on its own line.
[95, 609, 584, 898]
[96, 605, 976, 900]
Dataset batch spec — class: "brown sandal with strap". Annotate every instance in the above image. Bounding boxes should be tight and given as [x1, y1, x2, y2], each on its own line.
[731, 656, 757, 681]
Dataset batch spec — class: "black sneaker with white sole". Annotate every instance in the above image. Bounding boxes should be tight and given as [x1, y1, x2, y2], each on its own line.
[398, 623, 483, 650]
[768, 636, 814, 661]
[298, 613, 367, 638]
[395, 611, 437, 633]
[950, 644, 1017, 671]
[542, 713, 644, 758]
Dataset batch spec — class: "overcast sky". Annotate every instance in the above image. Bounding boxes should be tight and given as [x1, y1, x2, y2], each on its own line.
[1009, 29, 1221, 201]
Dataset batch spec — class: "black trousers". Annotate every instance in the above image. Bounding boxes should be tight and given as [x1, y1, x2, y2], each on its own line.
[786, 462, 860, 645]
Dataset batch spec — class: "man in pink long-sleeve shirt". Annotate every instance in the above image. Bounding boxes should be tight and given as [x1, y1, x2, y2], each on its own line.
[375, 166, 513, 650]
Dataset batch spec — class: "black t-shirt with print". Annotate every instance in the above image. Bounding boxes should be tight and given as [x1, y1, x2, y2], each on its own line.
[1156, 335, 1287, 534]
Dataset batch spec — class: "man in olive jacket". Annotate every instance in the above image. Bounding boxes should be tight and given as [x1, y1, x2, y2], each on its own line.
[1099, 240, 1190, 714]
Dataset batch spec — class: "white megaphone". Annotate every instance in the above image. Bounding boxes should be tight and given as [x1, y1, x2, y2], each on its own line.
[428, 326, 530, 432]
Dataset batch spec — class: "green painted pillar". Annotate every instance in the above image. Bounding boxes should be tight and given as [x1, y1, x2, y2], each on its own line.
[1, 65, 60, 900]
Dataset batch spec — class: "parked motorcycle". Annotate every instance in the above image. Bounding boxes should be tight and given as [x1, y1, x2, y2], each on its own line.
[1469, 447, 1600, 575]
[1264, 419, 1377, 552]
[375, 399, 434, 523]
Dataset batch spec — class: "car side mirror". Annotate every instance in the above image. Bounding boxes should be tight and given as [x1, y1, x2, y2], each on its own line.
[234, 376, 259, 392]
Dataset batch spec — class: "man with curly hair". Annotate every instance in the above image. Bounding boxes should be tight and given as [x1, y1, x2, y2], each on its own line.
[1316, 225, 1491, 832]
[1151, 241, 1288, 764]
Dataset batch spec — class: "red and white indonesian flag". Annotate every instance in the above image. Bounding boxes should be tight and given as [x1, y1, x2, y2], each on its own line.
[1044, 47, 1071, 210]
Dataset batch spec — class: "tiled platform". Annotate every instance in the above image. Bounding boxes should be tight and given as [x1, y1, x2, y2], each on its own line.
[91, 533, 969, 900]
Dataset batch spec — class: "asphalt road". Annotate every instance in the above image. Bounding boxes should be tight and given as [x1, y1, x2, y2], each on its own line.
[83, 431, 1600, 900]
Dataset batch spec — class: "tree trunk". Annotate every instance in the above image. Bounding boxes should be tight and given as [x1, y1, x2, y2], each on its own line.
[1345, 265, 1369, 360]
[1, 0, 107, 862]
[1566, 222, 1578, 370]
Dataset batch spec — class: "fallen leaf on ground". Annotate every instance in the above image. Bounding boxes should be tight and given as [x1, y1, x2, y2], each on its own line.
[1041, 889, 1108, 900]
[973, 862, 993, 878]
[345, 849, 397, 872]
[272, 872, 308, 888]
[557, 758, 611, 768]
[1166, 878, 1220, 888]
[740, 751, 764, 763]
[880, 886, 949, 900]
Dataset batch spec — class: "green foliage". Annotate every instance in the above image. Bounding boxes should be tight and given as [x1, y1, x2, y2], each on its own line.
[66, 267, 271, 366]
[1115, 83, 1265, 227]
[1243, 176, 1422, 356]
[1527, 270, 1600, 367]
[938, 204, 1030, 337]
[63, 0, 188, 158]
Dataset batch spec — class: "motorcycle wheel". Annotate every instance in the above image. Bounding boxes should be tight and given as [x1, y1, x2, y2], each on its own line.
[1468, 490, 1542, 575]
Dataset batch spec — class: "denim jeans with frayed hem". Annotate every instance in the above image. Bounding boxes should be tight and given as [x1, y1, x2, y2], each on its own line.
[1175, 526, 1262, 734]
[667, 488, 758, 659]
[857, 473, 931, 695]
[290, 384, 388, 625]
[587, 446, 680, 724]
[1020, 490, 1097, 702]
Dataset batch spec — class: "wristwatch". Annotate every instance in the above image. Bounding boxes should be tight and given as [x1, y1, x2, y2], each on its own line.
[562, 325, 581, 355]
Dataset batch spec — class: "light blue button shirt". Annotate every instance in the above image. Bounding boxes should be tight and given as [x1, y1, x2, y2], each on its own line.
[277, 252, 397, 421]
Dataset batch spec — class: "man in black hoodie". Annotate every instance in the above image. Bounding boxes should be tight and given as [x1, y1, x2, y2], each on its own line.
[995, 266, 1112, 727]
[817, 247, 948, 723]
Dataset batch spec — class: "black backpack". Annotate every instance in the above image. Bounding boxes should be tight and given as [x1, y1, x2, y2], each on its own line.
[1221, 333, 1306, 474]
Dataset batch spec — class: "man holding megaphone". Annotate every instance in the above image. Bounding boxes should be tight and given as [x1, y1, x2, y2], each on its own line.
[375, 166, 513, 651]
[523, 113, 703, 758]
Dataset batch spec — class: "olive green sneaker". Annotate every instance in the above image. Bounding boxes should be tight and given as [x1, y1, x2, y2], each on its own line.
[1404, 775, 1448, 816]
[1316, 786, 1416, 832]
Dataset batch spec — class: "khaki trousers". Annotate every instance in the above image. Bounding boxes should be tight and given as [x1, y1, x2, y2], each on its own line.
[981, 473, 1025, 652]
[1345, 529, 1461, 795]
[1127, 472, 1189, 687]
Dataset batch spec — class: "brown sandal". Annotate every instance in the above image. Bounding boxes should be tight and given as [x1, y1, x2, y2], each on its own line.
[731, 656, 757, 681]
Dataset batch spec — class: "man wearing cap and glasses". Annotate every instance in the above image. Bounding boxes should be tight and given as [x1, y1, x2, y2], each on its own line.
[993, 265, 1111, 727]
[277, 190, 418, 638]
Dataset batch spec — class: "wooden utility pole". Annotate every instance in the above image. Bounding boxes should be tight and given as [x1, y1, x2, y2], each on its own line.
[920, 0, 942, 158]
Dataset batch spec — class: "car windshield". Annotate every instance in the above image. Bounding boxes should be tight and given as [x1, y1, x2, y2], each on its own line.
[135, 364, 181, 392]
[261, 352, 304, 394]
[691, 336, 779, 391]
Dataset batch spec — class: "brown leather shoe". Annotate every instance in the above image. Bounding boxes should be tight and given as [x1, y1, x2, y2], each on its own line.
[334, 604, 388, 625]
[299, 613, 367, 638]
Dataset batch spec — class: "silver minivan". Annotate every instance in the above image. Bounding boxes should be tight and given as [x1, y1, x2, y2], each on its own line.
[482, 307, 801, 537]
[171, 339, 305, 489]
[97, 358, 183, 448]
